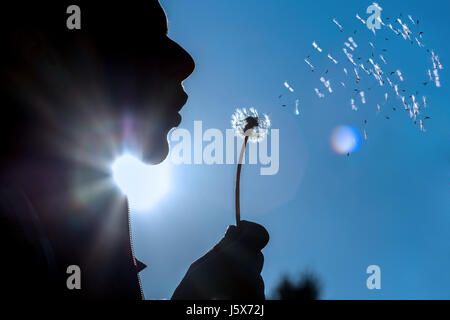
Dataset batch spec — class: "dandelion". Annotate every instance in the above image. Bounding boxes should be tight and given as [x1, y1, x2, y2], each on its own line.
[231, 108, 271, 227]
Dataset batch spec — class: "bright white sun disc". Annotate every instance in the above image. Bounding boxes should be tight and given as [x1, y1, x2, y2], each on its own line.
[112, 154, 170, 211]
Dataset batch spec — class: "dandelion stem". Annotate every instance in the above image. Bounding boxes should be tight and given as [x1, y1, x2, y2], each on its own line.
[235, 135, 249, 228]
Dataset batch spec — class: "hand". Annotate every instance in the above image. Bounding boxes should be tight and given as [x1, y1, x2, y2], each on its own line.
[171, 221, 269, 300]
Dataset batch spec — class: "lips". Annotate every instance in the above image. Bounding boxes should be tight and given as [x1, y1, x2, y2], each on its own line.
[176, 91, 188, 112]
[173, 112, 182, 127]
[169, 90, 188, 127]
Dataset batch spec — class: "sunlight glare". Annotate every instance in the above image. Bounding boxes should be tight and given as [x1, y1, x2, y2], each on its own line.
[330, 126, 362, 155]
[112, 154, 170, 211]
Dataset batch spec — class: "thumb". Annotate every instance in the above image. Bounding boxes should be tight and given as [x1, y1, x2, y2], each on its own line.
[220, 220, 269, 251]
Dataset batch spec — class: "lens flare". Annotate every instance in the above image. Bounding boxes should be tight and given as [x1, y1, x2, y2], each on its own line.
[330, 126, 362, 155]
[112, 154, 170, 211]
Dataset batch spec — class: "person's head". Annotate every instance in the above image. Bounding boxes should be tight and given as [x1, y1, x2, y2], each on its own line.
[0, 1, 194, 167]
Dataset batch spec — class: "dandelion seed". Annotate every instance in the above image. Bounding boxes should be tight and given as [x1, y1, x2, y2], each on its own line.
[295, 99, 300, 115]
[315, 88, 325, 98]
[354, 68, 360, 82]
[408, 15, 415, 25]
[356, 13, 366, 25]
[369, 42, 375, 49]
[388, 24, 399, 35]
[328, 54, 338, 64]
[401, 95, 407, 108]
[386, 77, 393, 87]
[333, 18, 343, 31]
[341, 82, 346, 87]
[376, 15, 385, 27]
[343, 48, 356, 66]
[344, 42, 355, 51]
[348, 37, 358, 48]
[284, 81, 295, 93]
[397, 19, 412, 40]
[419, 119, 425, 132]
[360, 91, 366, 104]
[377, 104, 381, 113]
[312, 41, 323, 53]
[380, 55, 387, 64]
[304, 58, 315, 71]
[431, 55, 438, 70]
[344, 68, 348, 75]
[351, 98, 358, 111]
[394, 84, 400, 96]
[422, 96, 428, 107]
[396, 70, 404, 82]
[360, 64, 370, 74]
[415, 37, 423, 47]
[433, 69, 441, 87]
[385, 92, 388, 101]
[320, 77, 333, 93]
[432, 51, 443, 70]
[363, 129, 368, 141]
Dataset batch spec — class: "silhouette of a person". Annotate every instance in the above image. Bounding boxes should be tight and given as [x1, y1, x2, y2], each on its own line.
[0, 1, 268, 300]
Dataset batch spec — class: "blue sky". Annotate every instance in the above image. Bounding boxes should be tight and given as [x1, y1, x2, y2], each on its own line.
[130, 0, 450, 299]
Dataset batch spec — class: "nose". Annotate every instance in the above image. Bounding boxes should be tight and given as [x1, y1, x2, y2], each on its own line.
[166, 37, 195, 81]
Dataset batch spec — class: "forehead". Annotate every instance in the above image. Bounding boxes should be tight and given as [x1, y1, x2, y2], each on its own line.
[3, 1, 169, 35]
[85, 1, 169, 36]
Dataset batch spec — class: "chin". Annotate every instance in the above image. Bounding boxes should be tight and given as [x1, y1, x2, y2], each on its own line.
[141, 132, 170, 165]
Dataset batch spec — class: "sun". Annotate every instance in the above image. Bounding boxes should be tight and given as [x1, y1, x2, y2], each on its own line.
[111, 154, 170, 211]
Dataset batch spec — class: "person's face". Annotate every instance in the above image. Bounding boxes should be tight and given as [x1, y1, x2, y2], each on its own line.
[90, 2, 195, 164]
[13, 2, 195, 166]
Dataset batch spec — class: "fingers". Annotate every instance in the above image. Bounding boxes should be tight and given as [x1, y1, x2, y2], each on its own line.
[172, 221, 269, 300]
[216, 221, 269, 253]
[237, 220, 270, 251]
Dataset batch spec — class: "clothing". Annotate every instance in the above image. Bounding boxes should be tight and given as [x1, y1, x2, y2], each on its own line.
[0, 183, 144, 300]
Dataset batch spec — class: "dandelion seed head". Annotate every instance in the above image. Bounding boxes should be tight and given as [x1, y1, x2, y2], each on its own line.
[231, 108, 271, 142]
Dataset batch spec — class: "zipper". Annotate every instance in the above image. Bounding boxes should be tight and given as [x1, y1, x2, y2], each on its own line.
[126, 199, 145, 300]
